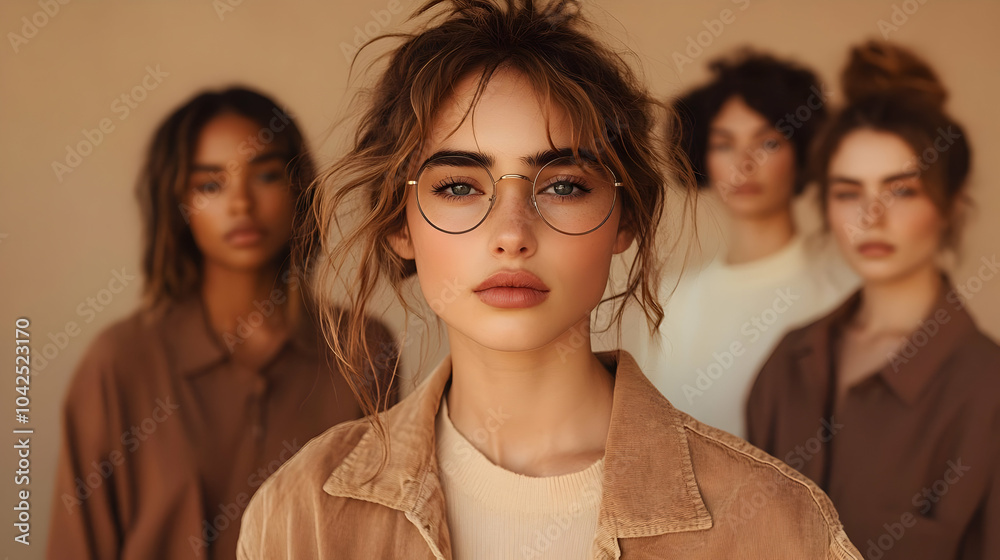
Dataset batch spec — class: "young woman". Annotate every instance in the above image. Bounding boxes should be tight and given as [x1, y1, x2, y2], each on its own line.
[624, 50, 858, 438]
[47, 87, 396, 559]
[238, 2, 861, 558]
[747, 42, 1000, 559]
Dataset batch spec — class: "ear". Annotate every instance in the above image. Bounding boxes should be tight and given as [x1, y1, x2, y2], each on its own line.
[612, 224, 634, 254]
[388, 224, 416, 260]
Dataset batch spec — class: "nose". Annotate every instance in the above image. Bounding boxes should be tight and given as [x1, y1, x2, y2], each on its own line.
[227, 169, 254, 215]
[487, 175, 538, 257]
[858, 190, 888, 229]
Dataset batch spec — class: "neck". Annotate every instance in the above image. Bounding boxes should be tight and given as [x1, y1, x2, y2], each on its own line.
[444, 317, 615, 477]
[852, 264, 943, 335]
[724, 208, 796, 265]
[200, 260, 292, 336]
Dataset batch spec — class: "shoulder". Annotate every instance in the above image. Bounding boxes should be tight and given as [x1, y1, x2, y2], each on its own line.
[67, 309, 161, 389]
[239, 417, 374, 549]
[678, 413, 858, 556]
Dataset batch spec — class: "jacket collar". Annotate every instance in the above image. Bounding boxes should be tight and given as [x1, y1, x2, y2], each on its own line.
[791, 275, 978, 406]
[160, 290, 321, 377]
[322, 350, 712, 558]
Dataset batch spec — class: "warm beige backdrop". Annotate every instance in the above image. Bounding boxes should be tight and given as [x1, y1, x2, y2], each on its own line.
[3, 0, 999, 555]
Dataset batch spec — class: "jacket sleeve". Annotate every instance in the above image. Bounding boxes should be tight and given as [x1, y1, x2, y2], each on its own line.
[46, 333, 125, 560]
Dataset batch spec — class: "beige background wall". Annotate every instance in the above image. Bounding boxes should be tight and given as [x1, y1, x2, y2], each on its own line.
[2, 0, 999, 555]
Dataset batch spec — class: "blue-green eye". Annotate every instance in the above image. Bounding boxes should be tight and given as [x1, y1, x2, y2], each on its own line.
[762, 138, 781, 150]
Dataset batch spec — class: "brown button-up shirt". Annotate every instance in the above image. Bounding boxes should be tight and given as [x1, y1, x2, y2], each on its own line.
[747, 283, 1000, 560]
[47, 295, 396, 560]
[238, 350, 861, 559]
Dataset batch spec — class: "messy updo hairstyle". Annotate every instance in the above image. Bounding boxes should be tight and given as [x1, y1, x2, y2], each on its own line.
[301, 0, 692, 457]
[812, 40, 972, 247]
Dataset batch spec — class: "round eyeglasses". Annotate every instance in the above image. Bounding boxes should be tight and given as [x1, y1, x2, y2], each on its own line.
[407, 155, 622, 235]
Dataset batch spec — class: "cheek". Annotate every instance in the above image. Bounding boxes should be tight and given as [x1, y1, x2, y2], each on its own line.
[827, 199, 861, 246]
[758, 148, 796, 193]
[891, 201, 946, 250]
[706, 151, 735, 185]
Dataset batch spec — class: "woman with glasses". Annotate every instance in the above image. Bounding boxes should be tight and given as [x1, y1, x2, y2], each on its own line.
[237, 1, 861, 558]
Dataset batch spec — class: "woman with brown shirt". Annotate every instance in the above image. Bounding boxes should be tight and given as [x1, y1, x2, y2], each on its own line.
[747, 42, 1000, 559]
[46, 87, 397, 559]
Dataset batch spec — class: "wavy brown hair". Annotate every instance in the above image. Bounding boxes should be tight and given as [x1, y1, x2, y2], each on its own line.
[304, 0, 695, 465]
[137, 86, 317, 313]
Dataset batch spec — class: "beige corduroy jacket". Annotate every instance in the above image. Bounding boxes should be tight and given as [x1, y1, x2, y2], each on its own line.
[238, 351, 861, 559]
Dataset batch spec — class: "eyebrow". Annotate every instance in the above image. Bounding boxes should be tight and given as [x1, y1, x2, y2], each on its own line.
[419, 148, 591, 169]
[828, 170, 920, 187]
[708, 124, 778, 138]
[190, 151, 288, 173]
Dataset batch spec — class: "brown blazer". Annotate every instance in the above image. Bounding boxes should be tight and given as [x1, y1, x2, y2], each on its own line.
[47, 294, 397, 560]
[238, 351, 861, 559]
[747, 282, 1000, 560]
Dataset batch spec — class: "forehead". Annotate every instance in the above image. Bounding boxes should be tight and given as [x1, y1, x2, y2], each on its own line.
[709, 96, 770, 135]
[193, 113, 282, 163]
[422, 68, 574, 162]
[829, 129, 918, 179]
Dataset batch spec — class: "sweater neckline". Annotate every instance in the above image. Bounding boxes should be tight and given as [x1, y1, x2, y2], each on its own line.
[435, 395, 605, 514]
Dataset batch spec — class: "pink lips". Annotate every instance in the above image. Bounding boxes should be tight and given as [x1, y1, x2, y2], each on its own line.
[474, 270, 550, 309]
[225, 224, 265, 247]
[857, 241, 896, 258]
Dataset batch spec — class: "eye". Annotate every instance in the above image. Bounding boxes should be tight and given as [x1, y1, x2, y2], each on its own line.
[257, 170, 285, 183]
[762, 138, 781, 150]
[194, 181, 222, 194]
[830, 190, 859, 201]
[539, 177, 592, 198]
[891, 186, 917, 197]
[708, 142, 732, 152]
[431, 179, 483, 199]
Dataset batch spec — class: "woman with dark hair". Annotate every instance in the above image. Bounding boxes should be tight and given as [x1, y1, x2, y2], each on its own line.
[626, 49, 858, 438]
[748, 41, 1000, 559]
[47, 87, 397, 559]
[237, 2, 861, 558]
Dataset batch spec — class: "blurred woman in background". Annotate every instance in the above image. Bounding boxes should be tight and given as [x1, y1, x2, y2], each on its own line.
[47, 87, 397, 560]
[626, 50, 858, 438]
[748, 41, 1000, 559]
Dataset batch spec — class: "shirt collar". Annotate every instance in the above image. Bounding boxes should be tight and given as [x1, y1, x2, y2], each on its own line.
[160, 291, 321, 378]
[792, 274, 978, 406]
[322, 350, 712, 558]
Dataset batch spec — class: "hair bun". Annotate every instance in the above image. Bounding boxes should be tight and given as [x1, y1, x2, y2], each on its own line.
[842, 40, 947, 109]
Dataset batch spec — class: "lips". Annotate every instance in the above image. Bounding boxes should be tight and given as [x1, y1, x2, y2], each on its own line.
[225, 224, 265, 247]
[857, 241, 896, 257]
[730, 182, 763, 195]
[474, 270, 550, 309]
